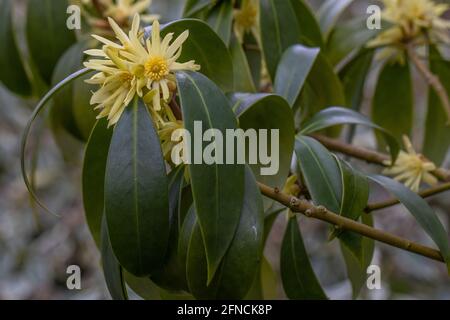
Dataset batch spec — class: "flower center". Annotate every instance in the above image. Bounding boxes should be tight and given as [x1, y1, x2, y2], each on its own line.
[145, 56, 169, 81]
[235, 4, 258, 30]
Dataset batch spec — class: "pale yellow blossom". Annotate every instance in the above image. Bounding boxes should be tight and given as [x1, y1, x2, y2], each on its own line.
[234, 0, 260, 44]
[383, 135, 438, 192]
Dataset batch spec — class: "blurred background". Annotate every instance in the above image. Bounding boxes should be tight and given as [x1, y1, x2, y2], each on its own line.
[0, 0, 449, 299]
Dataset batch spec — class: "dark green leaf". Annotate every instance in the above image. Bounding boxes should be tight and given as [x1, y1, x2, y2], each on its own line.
[260, 0, 301, 79]
[183, 0, 214, 17]
[160, 19, 234, 92]
[281, 217, 327, 299]
[274, 44, 320, 106]
[423, 46, 450, 165]
[230, 35, 257, 92]
[290, 0, 324, 48]
[101, 215, 128, 300]
[26, 0, 76, 83]
[372, 61, 413, 145]
[0, 0, 31, 96]
[369, 175, 450, 269]
[317, 0, 354, 39]
[176, 71, 244, 281]
[82, 119, 113, 247]
[243, 33, 262, 89]
[232, 94, 295, 210]
[300, 107, 399, 162]
[186, 167, 264, 299]
[326, 18, 379, 66]
[105, 98, 169, 276]
[124, 271, 162, 300]
[206, 1, 233, 45]
[295, 135, 341, 211]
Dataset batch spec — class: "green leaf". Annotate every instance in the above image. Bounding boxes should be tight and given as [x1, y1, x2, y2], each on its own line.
[300, 107, 399, 162]
[232, 93, 295, 210]
[124, 271, 162, 300]
[230, 35, 257, 92]
[423, 46, 450, 165]
[183, 0, 214, 17]
[105, 98, 169, 276]
[245, 256, 278, 300]
[281, 217, 327, 299]
[317, 0, 354, 40]
[206, 1, 233, 45]
[101, 215, 128, 300]
[274, 44, 320, 107]
[372, 61, 413, 145]
[151, 166, 190, 292]
[369, 175, 450, 269]
[297, 52, 345, 119]
[186, 167, 264, 299]
[82, 119, 113, 247]
[26, 0, 76, 84]
[0, 0, 31, 96]
[295, 135, 342, 211]
[339, 49, 375, 112]
[243, 33, 262, 89]
[290, 0, 324, 48]
[50, 42, 87, 141]
[176, 71, 244, 282]
[340, 214, 374, 299]
[72, 72, 98, 141]
[260, 0, 301, 79]
[159, 19, 234, 92]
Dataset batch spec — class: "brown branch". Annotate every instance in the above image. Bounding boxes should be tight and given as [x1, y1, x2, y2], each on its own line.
[311, 134, 450, 182]
[407, 44, 450, 124]
[366, 181, 450, 212]
[257, 182, 444, 263]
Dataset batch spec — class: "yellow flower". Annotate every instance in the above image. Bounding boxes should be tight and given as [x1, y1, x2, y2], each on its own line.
[84, 14, 200, 127]
[368, 0, 450, 61]
[382, 135, 438, 192]
[234, 0, 260, 44]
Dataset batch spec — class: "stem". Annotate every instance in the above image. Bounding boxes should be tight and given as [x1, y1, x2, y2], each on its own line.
[407, 44, 450, 124]
[366, 181, 450, 212]
[257, 182, 444, 262]
[311, 134, 450, 182]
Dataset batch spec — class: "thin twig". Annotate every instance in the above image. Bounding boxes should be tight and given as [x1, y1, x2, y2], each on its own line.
[366, 181, 450, 212]
[257, 182, 444, 263]
[311, 134, 450, 182]
[407, 43, 450, 125]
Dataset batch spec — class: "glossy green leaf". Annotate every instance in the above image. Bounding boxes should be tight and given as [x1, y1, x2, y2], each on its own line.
[245, 256, 278, 300]
[243, 33, 262, 89]
[290, 0, 324, 48]
[232, 93, 295, 210]
[206, 1, 233, 45]
[297, 52, 345, 119]
[0, 0, 31, 96]
[151, 166, 190, 292]
[260, 0, 301, 79]
[274, 45, 320, 107]
[340, 214, 374, 299]
[124, 271, 162, 300]
[423, 46, 450, 165]
[339, 49, 375, 111]
[295, 135, 341, 211]
[183, 0, 214, 17]
[50, 42, 87, 141]
[326, 18, 379, 66]
[230, 35, 257, 92]
[317, 0, 354, 39]
[186, 167, 264, 299]
[105, 98, 169, 276]
[372, 61, 413, 145]
[101, 215, 128, 300]
[26, 0, 76, 83]
[176, 71, 244, 281]
[82, 119, 113, 247]
[300, 107, 399, 162]
[369, 175, 450, 269]
[160, 19, 233, 92]
[281, 217, 327, 300]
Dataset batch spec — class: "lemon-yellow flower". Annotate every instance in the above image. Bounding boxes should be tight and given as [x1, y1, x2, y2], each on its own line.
[368, 0, 450, 61]
[234, 0, 260, 44]
[84, 14, 200, 127]
[383, 135, 438, 192]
